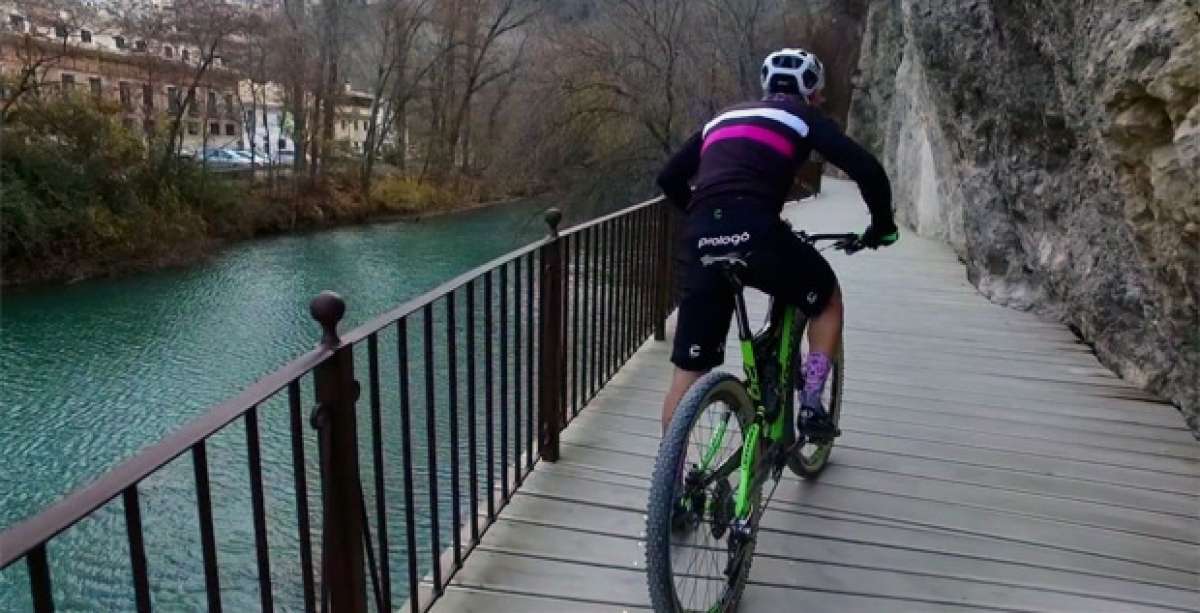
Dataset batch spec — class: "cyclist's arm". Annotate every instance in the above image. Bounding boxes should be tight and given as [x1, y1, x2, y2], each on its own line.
[804, 114, 894, 227]
[657, 130, 703, 210]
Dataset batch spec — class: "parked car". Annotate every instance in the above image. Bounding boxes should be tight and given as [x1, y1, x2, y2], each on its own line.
[232, 150, 272, 167]
[194, 148, 253, 171]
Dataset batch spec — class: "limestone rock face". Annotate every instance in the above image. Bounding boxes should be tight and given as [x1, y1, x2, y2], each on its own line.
[847, 0, 1199, 431]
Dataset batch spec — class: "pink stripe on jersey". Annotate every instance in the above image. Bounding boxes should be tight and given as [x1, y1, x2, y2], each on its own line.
[702, 124, 795, 158]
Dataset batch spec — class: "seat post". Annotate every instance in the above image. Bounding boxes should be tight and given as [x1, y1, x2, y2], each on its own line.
[731, 285, 754, 342]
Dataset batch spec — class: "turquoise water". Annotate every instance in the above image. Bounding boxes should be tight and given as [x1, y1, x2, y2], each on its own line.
[0, 199, 574, 611]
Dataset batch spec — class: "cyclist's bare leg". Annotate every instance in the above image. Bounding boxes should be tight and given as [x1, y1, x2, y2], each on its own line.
[662, 368, 704, 434]
[805, 284, 843, 356]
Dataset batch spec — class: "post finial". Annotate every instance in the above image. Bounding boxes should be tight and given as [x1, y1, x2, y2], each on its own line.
[310, 291, 346, 346]
[544, 208, 563, 237]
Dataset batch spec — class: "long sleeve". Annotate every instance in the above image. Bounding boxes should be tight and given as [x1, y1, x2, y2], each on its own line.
[657, 131, 703, 210]
[804, 115, 894, 225]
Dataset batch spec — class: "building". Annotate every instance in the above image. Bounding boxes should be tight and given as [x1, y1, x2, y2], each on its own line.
[2, 2, 388, 160]
[0, 3, 243, 152]
[335, 82, 376, 154]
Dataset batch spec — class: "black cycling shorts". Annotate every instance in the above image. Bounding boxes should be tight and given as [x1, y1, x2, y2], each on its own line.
[671, 199, 838, 372]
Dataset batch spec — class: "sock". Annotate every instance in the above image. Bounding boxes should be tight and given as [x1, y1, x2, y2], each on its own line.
[802, 352, 832, 403]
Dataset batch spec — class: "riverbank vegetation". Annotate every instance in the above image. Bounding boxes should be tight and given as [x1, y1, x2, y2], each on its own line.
[1, 0, 867, 286]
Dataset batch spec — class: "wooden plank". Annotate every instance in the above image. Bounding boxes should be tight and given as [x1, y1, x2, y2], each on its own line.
[474, 519, 1195, 612]
[557, 420, 1199, 518]
[434, 585, 646, 612]
[516, 465, 1200, 574]
[500, 489, 1200, 593]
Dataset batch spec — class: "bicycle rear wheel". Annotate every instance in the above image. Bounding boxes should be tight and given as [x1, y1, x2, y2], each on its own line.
[646, 371, 757, 612]
[789, 341, 844, 479]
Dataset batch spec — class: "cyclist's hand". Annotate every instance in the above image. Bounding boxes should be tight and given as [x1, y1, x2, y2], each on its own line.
[860, 222, 899, 249]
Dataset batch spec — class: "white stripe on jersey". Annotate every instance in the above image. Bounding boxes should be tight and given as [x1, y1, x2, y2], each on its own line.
[703, 107, 810, 139]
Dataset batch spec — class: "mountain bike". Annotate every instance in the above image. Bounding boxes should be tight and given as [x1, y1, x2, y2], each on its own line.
[644, 231, 864, 612]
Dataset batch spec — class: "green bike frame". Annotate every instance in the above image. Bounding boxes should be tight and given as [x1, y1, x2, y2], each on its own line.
[729, 291, 799, 520]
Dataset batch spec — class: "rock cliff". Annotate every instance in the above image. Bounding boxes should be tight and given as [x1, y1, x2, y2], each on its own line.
[847, 0, 1199, 431]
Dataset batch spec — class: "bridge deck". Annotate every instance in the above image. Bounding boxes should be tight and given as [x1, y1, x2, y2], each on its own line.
[430, 180, 1199, 612]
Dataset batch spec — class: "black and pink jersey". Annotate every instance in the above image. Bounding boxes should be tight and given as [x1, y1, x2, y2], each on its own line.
[657, 95, 893, 224]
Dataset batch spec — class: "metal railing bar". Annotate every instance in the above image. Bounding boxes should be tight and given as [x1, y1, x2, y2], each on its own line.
[0, 348, 331, 568]
[560, 238, 570, 420]
[366, 334, 393, 609]
[192, 441, 223, 613]
[530, 251, 540, 472]
[483, 271, 496, 521]
[245, 406, 275, 613]
[445, 292, 463, 571]
[26, 543, 52, 613]
[122, 486, 152, 613]
[421, 305, 443, 595]
[499, 264, 510, 502]
[576, 231, 585, 417]
[397, 318, 420, 612]
[578, 230, 589, 412]
[592, 225, 604, 403]
[513, 258, 524, 487]
[288, 381, 318, 613]
[465, 281, 480, 545]
[605, 221, 617, 380]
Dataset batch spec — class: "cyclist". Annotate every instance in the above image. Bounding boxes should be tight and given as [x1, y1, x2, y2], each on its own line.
[658, 48, 898, 441]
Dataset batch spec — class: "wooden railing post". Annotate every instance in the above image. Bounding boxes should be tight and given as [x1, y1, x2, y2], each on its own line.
[538, 209, 565, 462]
[654, 202, 672, 341]
[309, 291, 368, 613]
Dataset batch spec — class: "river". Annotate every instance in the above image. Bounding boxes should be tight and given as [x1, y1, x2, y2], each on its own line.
[0, 198, 571, 610]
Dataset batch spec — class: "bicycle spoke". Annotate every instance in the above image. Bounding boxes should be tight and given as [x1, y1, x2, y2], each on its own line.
[667, 396, 749, 612]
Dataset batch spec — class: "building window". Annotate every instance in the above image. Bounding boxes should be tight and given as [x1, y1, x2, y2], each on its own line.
[206, 90, 216, 112]
[187, 122, 198, 135]
[209, 122, 220, 135]
[135, 40, 147, 52]
[225, 123, 236, 136]
[61, 73, 75, 89]
[142, 83, 153, 109]
[114, 36, 126, 49]
[119, 81, 132, 108]
[278, 138, 287, 151]
[80, 29, 91, 43]
[9, 15, 25, 32]
[182, 49, 190, 62]
[167, 86, 179, 112]
[54, 24, 68, 39]
[89, 77, 101, 97]
[164, 46, 173, 58]
[224, 94, 233, 114]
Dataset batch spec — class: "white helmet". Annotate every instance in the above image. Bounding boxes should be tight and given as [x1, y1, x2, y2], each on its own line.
[761, 48, 825, 98]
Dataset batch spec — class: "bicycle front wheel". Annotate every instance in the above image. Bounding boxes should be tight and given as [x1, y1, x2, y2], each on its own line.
[645, 371, 757, 613]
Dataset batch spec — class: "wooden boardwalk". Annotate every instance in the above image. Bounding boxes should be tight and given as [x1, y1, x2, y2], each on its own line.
[429, 180, 1200, 612]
